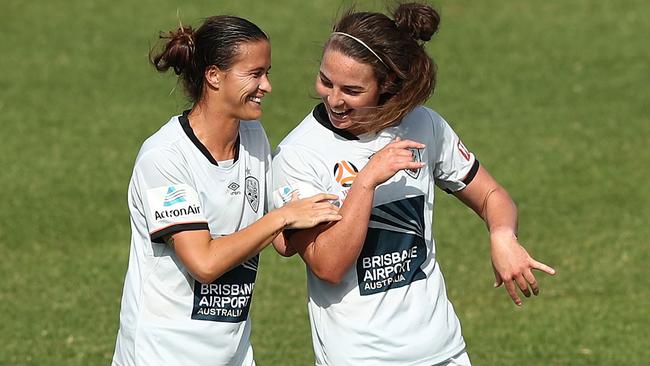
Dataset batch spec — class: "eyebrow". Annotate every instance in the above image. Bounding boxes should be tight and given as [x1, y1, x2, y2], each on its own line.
[319, 71, 365, 91]
[250, 65, 271, 73]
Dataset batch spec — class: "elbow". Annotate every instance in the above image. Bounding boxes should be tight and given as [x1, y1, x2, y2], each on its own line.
[310, 265, 346, 285]
[193, 272, 218, 285]
[191, 265, 225, 284]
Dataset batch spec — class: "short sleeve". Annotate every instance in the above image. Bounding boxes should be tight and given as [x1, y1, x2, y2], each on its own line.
[427, 109, 480, 193]
[132, 148, 208, 243]
[271, 145, 330, 209]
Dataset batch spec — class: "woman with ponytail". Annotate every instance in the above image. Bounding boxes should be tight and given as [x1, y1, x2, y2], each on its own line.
[272, 3, 555, 365]
[112, 16, 341, 366]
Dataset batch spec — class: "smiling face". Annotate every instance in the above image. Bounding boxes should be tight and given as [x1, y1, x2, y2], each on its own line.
[216, 40, 272, 121]
[315, 49, 381, 132]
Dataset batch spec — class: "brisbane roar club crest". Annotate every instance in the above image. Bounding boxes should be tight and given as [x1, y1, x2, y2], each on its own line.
[406, 148, 422, 179]
[245, 176, 259, 213]
[333, 160, 359, 187]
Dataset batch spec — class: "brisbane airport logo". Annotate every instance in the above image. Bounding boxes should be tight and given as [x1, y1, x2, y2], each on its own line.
[155, 186, 200, 220]
[333, 160, 359, 187]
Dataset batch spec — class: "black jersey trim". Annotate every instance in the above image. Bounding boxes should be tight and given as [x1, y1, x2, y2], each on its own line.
[312, 103, 359, 140]
[150, 222, 209, 244]
[444, 159, 480, 194]
[179, 110, 240, 166]
[463, 159, 480, 185]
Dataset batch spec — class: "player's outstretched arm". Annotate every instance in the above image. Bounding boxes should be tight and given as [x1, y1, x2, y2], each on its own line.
[454, 165, 556, 306]
[171, 194, 341, 284]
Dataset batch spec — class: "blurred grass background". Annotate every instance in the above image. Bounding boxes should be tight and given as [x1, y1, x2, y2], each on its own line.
[1, 0, 648, 365]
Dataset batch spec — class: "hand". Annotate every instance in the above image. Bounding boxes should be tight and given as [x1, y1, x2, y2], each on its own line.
[356, 137, 426, 188]
[280, 193, 342, 229]
[490, 230, 556, 306]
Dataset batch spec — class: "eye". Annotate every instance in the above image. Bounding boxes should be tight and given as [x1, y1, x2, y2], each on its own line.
[343, 88, 361, 96]
[319, 76, 333, 88]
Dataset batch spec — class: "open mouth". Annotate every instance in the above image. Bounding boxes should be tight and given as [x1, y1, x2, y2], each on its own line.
[247, 96, 262, 105]
[329, 108, 352, 120]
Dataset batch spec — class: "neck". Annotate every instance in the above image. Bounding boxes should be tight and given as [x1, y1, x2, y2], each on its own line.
[188, 101, 240, 161]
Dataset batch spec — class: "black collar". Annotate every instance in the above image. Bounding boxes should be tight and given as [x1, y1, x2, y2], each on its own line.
[312, 103, 359, 140]
[179, 110, 240, 166]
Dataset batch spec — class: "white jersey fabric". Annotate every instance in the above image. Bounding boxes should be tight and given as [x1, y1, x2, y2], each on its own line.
[272, 104, 478, 366]
[113, 111, 271, 366]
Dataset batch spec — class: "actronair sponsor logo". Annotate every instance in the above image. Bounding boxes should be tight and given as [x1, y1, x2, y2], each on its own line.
[154, 204, 201, 220]
[155, 185, 200, 220]
[163, 186, 187, 206]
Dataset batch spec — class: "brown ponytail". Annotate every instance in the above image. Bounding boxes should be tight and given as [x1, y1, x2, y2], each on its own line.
[149, 16, 268, 103]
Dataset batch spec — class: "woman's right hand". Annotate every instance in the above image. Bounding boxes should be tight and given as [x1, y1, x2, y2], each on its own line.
[279, 193, 342, 229]
[357, 137, 426, 188]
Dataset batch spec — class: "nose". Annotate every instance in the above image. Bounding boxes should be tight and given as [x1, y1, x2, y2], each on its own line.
[259, 74, 272, 93]
[327, 88, 344, 108]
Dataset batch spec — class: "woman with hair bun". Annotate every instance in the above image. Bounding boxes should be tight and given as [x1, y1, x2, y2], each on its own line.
[272, 3, 555, 365]
[112, 15, 341, 366]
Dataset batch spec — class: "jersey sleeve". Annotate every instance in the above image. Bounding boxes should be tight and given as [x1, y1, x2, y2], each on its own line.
[271, 145, 330, 209]
[427, 109, 480, 193]
[132, 148, 209, 243]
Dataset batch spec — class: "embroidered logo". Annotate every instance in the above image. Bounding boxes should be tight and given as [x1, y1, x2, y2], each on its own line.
[405, 148, 422, 179]
[245, 176, 260, 213]
[333, 160, 359, 188]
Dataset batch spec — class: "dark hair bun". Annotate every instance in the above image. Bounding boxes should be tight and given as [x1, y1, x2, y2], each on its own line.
[393, 3, 440, 42]
[151, 26, 195, 75]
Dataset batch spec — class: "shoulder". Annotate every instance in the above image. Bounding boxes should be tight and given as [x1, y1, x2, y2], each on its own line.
[277, 109, 324, 148]
[134, 115, 187, 170]
[402, 106, 445, 126]
[239, 119, 267, 135]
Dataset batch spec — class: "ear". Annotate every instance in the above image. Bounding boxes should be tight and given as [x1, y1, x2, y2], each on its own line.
[380, 72, 398, 94]
[204, 66, 223, 90]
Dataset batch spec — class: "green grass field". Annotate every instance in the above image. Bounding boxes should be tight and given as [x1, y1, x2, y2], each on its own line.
[1, 0, 648, 365]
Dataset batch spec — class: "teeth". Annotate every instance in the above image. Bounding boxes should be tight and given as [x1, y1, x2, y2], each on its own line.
[248, 96, 261, 103]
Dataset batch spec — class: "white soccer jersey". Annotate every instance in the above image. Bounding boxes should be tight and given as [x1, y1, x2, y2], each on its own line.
[112, 111, 271, 366]
[272, 104, 478, 366]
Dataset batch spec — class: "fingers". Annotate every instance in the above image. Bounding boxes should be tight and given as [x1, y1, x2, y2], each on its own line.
[504, 281, 522, 306]
[308, 193, 340, 202]
[390, 138, 425, 150]
[523, 270, 539, 296]
[515, 275, 531, 298]
[313, 213, 343, 224]
[531, 259, 556, 276]
[492, 266, 503, 288]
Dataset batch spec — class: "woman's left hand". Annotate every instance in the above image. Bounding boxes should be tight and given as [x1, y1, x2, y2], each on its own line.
[490, 230, 556, 306]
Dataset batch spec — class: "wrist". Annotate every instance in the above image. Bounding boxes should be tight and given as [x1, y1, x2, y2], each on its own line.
[354, 172, 378, 190]
[272, 207, 290, 229]
[489, 227, 517, 242]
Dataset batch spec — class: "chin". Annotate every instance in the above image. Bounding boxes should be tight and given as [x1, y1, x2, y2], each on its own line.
[240, 109, 262, 121]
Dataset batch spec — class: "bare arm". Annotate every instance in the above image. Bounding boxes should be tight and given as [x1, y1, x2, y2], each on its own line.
[172, 194, 341, 283]
[454, 165, 556, 305]
[289, 138, 426, 284]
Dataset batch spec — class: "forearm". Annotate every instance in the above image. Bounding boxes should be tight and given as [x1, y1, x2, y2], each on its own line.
[298, 178, 376, 283]
[483, 186, 518, 238]
[175, 210, 287, 283]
